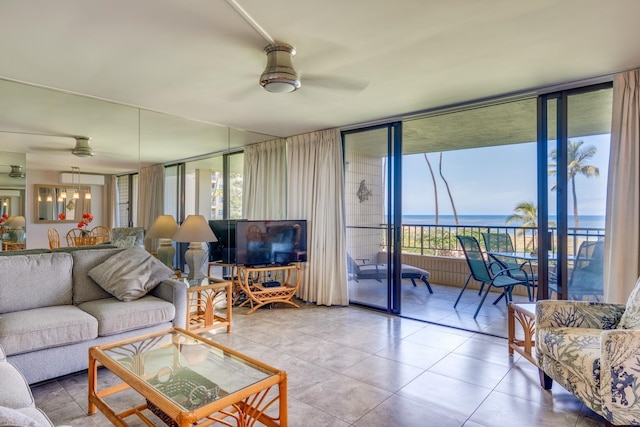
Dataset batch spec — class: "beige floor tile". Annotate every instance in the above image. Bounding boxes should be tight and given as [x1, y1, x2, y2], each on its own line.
[468, 390, 582, 427]
[354, 393, 468, 427]
[340, 354, 425, 392]
[295, 373, 392, 424]
[428, 353, 512, 389]
[397, 371, 493, 418]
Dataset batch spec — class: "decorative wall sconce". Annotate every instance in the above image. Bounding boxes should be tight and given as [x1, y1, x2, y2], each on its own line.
[357, 180, 372, 203]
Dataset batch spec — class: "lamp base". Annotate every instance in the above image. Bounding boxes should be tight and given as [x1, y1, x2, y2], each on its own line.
[184, 242, 207, 279]
[156, 238, 175, 268]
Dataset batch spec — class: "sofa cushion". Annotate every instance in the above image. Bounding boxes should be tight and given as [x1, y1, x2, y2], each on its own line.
[71, 247, 124, 305]
[77, 295, 175, 336]
[0, 306, 98, 356]
[0, 253, 73, 314]
[617, 276, 640, 329]
[0, 406, 41, 427]
[88, 247, 174, 302]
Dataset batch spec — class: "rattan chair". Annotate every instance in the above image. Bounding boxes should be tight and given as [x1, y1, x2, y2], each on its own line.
[47, 227, 61, 249]
[89, 225, 111, 244]
[65, 228, 96, 247]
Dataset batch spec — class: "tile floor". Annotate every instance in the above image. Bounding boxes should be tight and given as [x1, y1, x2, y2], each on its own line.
[31, 299, 609, 427]
[350, 278, 534, 338]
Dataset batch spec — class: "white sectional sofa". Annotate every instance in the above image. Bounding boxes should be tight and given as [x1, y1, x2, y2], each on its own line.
[0, 246, 187, 385]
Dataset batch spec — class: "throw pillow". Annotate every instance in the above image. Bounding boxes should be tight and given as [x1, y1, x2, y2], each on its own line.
[617, 276, 640, 329]
[0, 406, 41, 427]
[88, 246, 174, 302]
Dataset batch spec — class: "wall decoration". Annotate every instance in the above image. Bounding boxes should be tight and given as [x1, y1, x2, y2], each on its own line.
[357, 180, 372, 202]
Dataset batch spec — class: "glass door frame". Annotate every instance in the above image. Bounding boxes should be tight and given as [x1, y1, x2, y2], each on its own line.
[537, 81, 612, 300]
[342, 121, 403, 314]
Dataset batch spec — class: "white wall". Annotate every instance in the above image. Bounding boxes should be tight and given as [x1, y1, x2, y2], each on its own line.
[26, 169, 105, 249]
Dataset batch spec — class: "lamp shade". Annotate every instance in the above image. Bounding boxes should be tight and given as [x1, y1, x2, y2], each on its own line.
[5, 215, 25, 228]
[172, 215, 217, 243]
[147, 215, 180, 239]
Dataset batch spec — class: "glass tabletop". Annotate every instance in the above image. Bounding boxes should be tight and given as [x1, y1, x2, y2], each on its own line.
[98, 329, 276, 412]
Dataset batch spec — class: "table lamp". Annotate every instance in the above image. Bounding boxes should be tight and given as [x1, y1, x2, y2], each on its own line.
[172, 215, 217, 279]
[146, 215, 180, 268]
[5, 215, 26, 242]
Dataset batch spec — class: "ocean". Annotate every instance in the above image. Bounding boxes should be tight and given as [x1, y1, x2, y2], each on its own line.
[402, 214, 606, 229]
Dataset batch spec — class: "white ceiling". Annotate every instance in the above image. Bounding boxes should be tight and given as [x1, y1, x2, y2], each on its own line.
[0, 0, 639, 174]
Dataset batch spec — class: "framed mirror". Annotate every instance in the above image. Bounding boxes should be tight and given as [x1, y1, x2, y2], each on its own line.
[34, 184, 91, 223]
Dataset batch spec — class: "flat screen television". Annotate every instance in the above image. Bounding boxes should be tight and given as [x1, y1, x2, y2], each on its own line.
[235, 220, 307, 267]
[208, 219, 246, 264]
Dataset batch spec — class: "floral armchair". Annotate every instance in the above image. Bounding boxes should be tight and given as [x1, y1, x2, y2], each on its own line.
[536, 279, 640, 426]
[110, 227, 145, 248]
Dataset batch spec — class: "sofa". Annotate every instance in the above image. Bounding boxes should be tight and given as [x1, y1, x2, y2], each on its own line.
[0, 344, 62, 426]
[536, 277, 640, 426]
[0, 246, 187, 385]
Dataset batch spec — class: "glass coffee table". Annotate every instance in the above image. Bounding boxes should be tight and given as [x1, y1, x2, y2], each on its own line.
[88, 327, 288, 426]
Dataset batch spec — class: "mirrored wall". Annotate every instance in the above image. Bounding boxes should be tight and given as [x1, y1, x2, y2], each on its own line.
[0, 77, 274, 249]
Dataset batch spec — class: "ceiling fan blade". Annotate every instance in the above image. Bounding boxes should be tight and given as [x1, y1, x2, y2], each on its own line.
[301, 74, 370, 92]
[27, 145, 70, 153]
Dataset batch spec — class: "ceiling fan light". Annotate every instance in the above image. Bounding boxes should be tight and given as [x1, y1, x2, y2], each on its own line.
[71, 137, 95, 157]
[260, 42, 301, 93]
[263, 80, 299, 93]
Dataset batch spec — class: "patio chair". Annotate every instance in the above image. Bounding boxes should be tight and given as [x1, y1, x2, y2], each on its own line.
[454, 235, 532, 318]
[549, 240, 604, 300]
[346, 253, 433, 293]
[481, 231, 538, 296]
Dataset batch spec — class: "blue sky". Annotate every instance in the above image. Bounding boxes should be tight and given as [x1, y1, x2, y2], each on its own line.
[401, 134, 610, 217]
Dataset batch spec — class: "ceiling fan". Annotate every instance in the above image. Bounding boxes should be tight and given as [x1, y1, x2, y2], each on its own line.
[226, 0, 368, 95]
[0, 164, 25, 178]
[0, 130, 95, 158]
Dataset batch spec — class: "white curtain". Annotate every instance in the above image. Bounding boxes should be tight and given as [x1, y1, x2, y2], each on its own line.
[604, 69, 640, 303]
[137, 164, 165, 251]
[242, 138, 287, 220]
[287, 128, 348, 306]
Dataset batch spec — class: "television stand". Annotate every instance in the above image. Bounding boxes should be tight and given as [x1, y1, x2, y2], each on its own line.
[236, 264, 301, 314]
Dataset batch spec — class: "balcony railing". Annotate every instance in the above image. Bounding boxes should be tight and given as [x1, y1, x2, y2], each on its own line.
[349, 224, 605, 259]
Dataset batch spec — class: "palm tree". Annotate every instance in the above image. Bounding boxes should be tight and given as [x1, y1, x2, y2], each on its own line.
[423, 153, 438, 224]
[506, 201, 538, 228]
[439, 152, 458, 225]
[549, 140, 599, 228]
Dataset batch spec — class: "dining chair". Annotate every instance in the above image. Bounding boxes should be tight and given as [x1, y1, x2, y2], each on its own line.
[66, 228, 86, 247]
[89, 225, 111, 244]
[455, 235, 532, 318]
[47, 227, 61, 249]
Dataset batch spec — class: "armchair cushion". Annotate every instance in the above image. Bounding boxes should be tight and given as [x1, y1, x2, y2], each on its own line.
[617, 276, 640, 329]
[0, 406, 41, 427]
[88, 246, 174, 302]
[537, 327, 602, 390]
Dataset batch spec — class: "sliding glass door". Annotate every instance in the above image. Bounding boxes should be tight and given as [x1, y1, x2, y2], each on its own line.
[539, 84, 612, 301]
[344, 123, 402, 313]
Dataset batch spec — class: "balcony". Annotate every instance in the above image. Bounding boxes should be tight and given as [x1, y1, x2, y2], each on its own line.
[347, 223, 605, 337]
